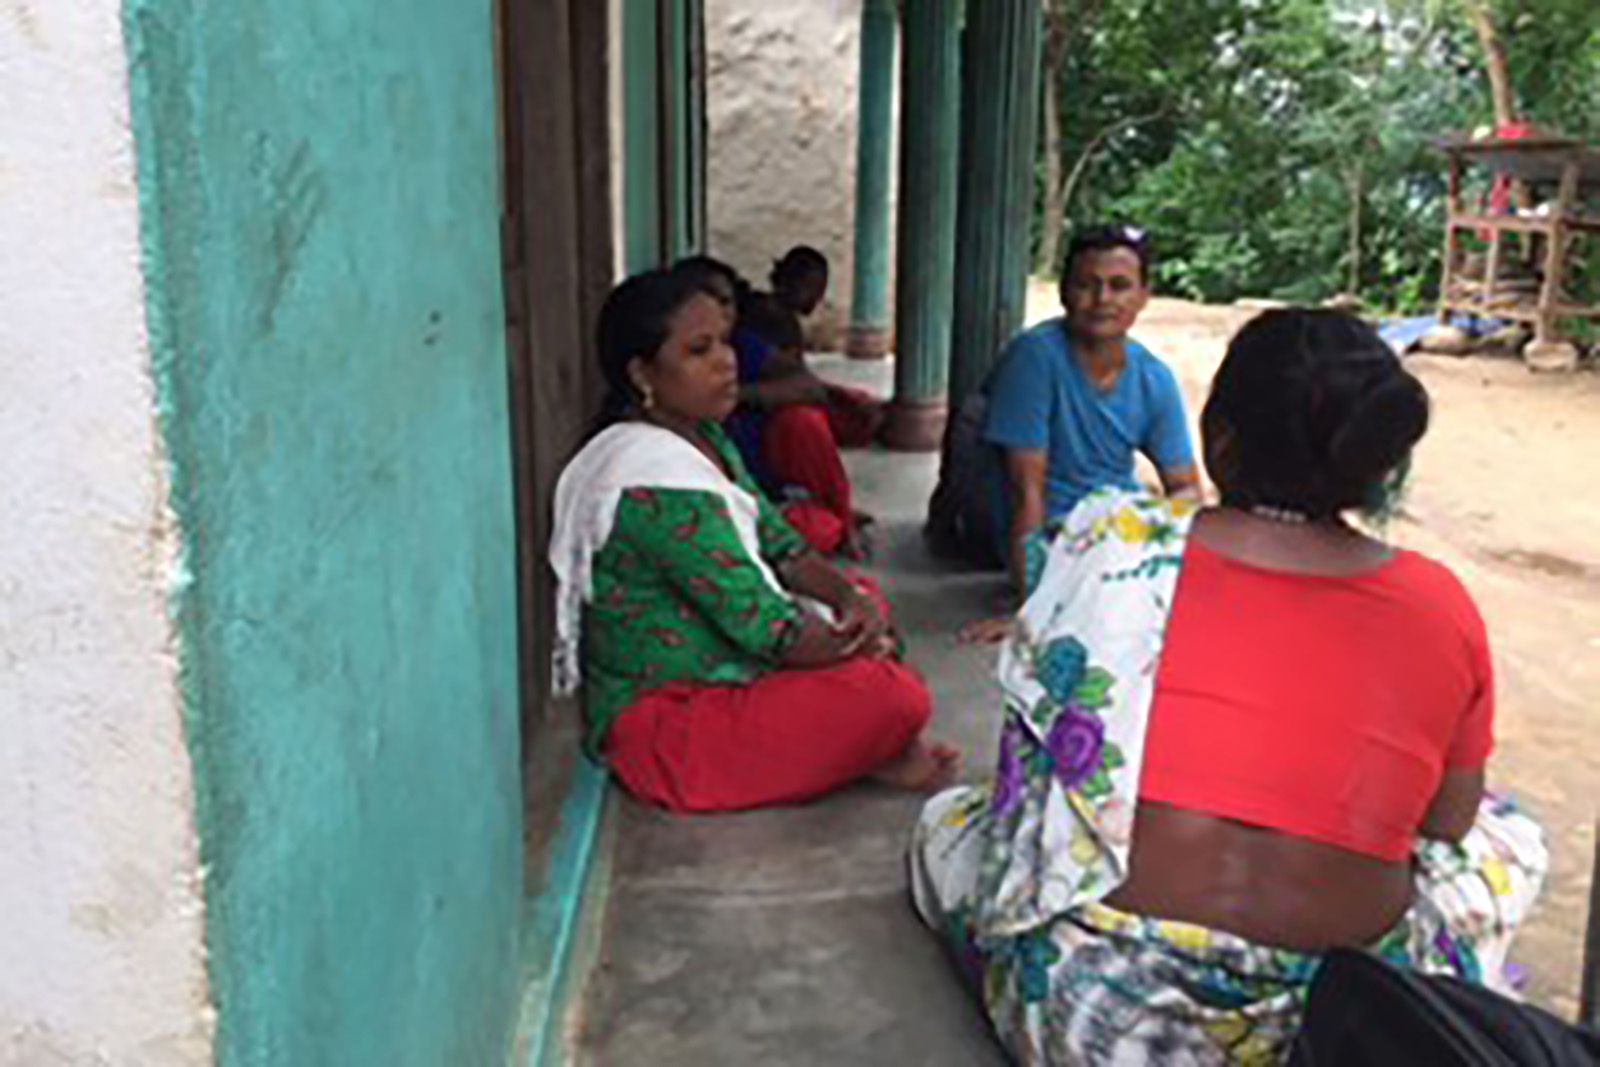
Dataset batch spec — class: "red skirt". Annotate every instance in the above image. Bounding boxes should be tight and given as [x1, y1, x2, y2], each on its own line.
[764, 395, 881, 556]
[605, 657, 931, 813]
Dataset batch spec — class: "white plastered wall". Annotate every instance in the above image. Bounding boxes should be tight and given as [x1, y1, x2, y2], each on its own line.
[0, 2, 212, 1063]
[705, 0, 896, 351]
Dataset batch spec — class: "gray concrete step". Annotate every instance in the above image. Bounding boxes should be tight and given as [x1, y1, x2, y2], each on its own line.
[576, 437, 1010, 1066]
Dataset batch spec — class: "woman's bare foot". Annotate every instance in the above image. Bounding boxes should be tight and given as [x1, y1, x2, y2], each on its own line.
[872, 737, 963, 792]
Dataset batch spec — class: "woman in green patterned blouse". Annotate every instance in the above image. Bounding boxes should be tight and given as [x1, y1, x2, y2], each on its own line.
[550, 270, 959, 813]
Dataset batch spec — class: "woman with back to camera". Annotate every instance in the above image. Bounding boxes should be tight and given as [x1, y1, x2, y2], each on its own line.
[910, 308, 1547, 1064]
[550, 269, 957, 814]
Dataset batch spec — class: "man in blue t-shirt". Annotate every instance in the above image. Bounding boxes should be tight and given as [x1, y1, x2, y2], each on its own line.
[964, 225, 1201, 640]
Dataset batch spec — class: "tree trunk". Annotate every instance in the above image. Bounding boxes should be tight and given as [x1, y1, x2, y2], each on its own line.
[1038, 72, 1065, 276]
[1462, 0, 1517, 126]
[1347, 161, 1363, 295]
[1058, 107, 1167, 224]
[1036, 2, 1067, 276]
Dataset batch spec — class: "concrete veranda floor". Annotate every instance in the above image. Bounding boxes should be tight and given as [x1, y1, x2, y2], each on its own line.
[573, 356, 1012, 1066]
[572, 308, 1600, 1059]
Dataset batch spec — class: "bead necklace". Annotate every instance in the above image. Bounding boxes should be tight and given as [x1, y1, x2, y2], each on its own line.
[1248, 504, 1312, 525]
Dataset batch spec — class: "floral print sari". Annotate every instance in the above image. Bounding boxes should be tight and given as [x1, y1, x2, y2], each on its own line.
[910, 489, 1547, 1065]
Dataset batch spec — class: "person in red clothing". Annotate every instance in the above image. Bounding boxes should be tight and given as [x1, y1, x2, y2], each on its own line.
[768, 244, 830, 320]
[764, 246, 886, 449]
[674, 255, 876, 558]
[911, 308, 1546, 1064]
[551, 269, 958, 813]
[739, 299, 879, 556]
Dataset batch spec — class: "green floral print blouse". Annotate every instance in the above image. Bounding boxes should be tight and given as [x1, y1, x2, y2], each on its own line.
[582, 423, 811, 752]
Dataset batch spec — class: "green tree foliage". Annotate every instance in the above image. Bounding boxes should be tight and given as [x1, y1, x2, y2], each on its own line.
[1041, 0, 1598, 312]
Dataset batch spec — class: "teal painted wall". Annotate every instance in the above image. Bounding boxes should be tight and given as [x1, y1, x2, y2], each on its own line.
[122, 2, 523, 1064]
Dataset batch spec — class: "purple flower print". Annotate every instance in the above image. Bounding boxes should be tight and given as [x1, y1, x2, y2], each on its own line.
[1046, 708, 1105, 789]
[992, 721, 1026, 817]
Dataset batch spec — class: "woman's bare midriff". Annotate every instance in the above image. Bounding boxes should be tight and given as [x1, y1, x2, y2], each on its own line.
[1103, 801, 1414, 952]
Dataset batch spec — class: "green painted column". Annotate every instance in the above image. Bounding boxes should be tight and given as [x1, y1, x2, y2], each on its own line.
[947, 0, 1042, 408]
[684, 0, 708, 251]
[883, 0, 962, 452]
[665, 0, 704, 260]
[623, 0, 663, 272]
[846, 0, 898, 361]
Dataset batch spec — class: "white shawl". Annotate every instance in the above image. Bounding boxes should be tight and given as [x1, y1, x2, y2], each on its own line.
[548, 422, 791, 696]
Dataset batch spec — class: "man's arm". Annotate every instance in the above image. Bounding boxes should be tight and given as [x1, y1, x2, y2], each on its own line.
[1005, 449, 1050, 603]
[740, 375, 828, 409]
[958, 331, 1052, 644]
[956, 448, 1048, 646]
[1158, 463, 1203, 502]
[1141, 357, 1201, 502]
[741, 347, 829, 408]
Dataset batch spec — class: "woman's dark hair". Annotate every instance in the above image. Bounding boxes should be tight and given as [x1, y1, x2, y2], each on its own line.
[1061, 224, 1152, 285]
[741, 297, 804, 352]
[674, 254, 754, 309]
[1204, 308, 1429, 519]
[593, 269, 706, 429]
[770, 245, 829, 291]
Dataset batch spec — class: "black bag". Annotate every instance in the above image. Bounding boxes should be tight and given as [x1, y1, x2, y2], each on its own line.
[1289, 949, 1599, 1065]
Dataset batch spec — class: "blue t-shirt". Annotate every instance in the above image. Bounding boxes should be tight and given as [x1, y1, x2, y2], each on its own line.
[981, 318, 1193, 550]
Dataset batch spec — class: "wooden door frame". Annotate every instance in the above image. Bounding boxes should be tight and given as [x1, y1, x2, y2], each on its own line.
[497, 0, 702, 815]
[497, 0, 615, 790]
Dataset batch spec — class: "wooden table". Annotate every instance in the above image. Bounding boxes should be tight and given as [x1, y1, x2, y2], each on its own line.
[1437, 135, 1600, 355]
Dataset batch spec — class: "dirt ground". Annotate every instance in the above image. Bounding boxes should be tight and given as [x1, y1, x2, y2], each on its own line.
[1040, 288, 1598, 1017]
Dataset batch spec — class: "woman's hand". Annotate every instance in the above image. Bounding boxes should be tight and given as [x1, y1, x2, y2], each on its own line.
[834, 586, 890, 653]
[783, 610, 873, 666]
[959, 615, 1015, 645]
[776, 552, 898, 663]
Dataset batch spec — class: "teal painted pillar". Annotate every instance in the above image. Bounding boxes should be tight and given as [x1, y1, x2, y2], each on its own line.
[684, 0, 708, 251]
[665, 0, 705, 260]
[947, 0, 1042, 408]
[883, 0, 962, 451]
[623, 0, 663, 272]
[623, 0, 701, 269]
[846, 0, 898, 361]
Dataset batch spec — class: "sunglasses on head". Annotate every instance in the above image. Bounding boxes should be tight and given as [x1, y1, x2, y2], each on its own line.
[1072, 224, 1149, 248]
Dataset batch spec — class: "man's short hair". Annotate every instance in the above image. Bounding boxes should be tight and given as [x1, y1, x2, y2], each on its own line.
[1061, 224, 1152, 285]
